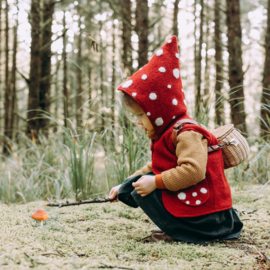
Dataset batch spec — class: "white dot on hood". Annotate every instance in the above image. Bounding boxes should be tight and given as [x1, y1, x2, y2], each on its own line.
[132, 92, 137, 97]
[173, 69, 180, 79]
[168, 39, 172, 43]
[149, 93, 157, 100]
[159, 67, 166, 73]
[122, 80, 133, 88]
[147, 112, 151, 116]
[172, 99, 178, 105]
[156, 49, 163, 56]
[167, 85, 171, 89]
[175, 53, 179, 58]
[184, 99, 187, 106]
[141, 74, 147, 80]
[155, 118, 164, 126]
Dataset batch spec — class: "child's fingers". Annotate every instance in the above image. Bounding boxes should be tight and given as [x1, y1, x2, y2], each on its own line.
[132, 182, 140, 187]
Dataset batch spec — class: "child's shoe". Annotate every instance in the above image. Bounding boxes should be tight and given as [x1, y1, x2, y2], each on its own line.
[151, 228, 174, 242]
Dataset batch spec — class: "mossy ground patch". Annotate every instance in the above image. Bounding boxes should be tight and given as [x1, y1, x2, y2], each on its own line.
[0, 187, 270, 270]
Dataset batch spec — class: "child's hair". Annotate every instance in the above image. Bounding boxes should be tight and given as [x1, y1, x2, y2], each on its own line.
[121, 92, 141, 112]
[121, 92, 158, 139]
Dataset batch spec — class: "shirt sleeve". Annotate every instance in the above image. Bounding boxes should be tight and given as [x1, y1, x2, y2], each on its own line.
[155, 130, 208, 191]
[129, 162, 152, 177]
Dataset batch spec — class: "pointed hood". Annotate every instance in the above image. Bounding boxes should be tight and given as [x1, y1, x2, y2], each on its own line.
[118, 36, 189, 137]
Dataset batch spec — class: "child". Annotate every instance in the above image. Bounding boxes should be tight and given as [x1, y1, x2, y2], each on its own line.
[109, 36, 243, 243]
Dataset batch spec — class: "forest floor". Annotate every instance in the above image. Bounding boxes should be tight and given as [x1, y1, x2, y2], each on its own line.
[0, 186, 270, 270]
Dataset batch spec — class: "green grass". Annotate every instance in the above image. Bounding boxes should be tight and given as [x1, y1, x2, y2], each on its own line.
[0, 89, 270, 204]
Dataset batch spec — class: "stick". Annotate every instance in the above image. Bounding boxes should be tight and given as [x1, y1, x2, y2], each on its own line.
[45, 197, 115, 207]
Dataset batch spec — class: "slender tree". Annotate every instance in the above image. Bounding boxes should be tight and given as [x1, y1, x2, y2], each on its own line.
[10, 0, 19, 140]
[76, 13, 83, 128]
[112, 16, 116, 124]
[39, 0, 55, 133]
[3, 0, 10, 154]
[204, 1, 210, 98]
[27, 0, 41, 138]
[0, 0, 2, 121]
[99, 0, 105, 130]
[62, 11, 68, 128]
[173, 0, 180, 55]
[260, 0, 270, 139]
[214, 0, 224, 125]
[194, 0, 204, 116]
[136, 0, 149, 68]
[226, 0, 247, 134]
[53, 60, 60, 133]
[121, 0, 133, 77]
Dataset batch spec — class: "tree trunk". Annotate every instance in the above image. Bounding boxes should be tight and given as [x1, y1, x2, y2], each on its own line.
[226, 0, 247, 134]
[173, 0, 180, 55]
[62, 11, 68, 128]
[136, 0, 148, 68]
[112, 17, 116, 123]
[111, 16, 116, 150]
[39, 0, 55, 133]
[10, 0, 19, 141]
[99, 0, 105, 130]
[194, 0, 204, 116]
[214, 0, 224, 125]
[121, 0, 133, 77]
[204, 1, 210, 98]
[53, 60, 60, 133]
[76, 13, 83, 128]
[3, 0, 10, 154]
[27, 0, 41, 138]
[260, 0, 270, 139]
[0, 0, 2, 130]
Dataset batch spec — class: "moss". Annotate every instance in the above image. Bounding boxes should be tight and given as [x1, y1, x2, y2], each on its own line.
[0, 190, 270, 269]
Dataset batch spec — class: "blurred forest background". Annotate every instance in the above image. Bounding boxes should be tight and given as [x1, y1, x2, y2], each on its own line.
[0, 0, 269, 203]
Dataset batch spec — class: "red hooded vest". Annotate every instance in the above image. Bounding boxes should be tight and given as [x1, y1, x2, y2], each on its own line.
[117, 36, 232, 217]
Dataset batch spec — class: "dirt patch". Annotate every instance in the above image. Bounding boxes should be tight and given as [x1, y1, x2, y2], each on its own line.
[0, 189, 270, 270]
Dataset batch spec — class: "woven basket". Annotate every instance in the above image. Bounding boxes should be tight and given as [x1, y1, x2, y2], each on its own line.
[212, 124, 250, 169]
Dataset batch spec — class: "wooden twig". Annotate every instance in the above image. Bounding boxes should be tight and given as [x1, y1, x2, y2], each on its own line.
[46, 197, 114, 207]
[41, 253, 62, 257]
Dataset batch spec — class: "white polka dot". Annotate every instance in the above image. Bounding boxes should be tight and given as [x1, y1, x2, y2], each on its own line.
[159, 67, 166, 73]
[122, 80, 133, 88]
[156, 49, 163, 56]
[184, 99, 187, 106]
[168, 39, 172, 43]
[196, 200, 201, 205]
[192, 192, 197, 197]
[132, 92, 137, 97]
[155, 118, 164, 126]
[173, 69, 180, 79]
[141, 74, 147, 80]
[149, 93, 157, 100]
[167, 85, 171, 89]
[175, 53, 179, 58]
[186, 201, 190, 204]
[178, 192, 186, 200]
[172, 99, 178, 106]
[200, 188, 208, 194]
[139, 68, 142, 70]
[173, 116, 175, 119]
[147, 112, 151, 116]
[181, 88, 184, 92]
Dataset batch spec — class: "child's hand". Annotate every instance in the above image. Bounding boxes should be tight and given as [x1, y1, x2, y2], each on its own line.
[132, 175, 157, 197]
[109, 184, 121, 202]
